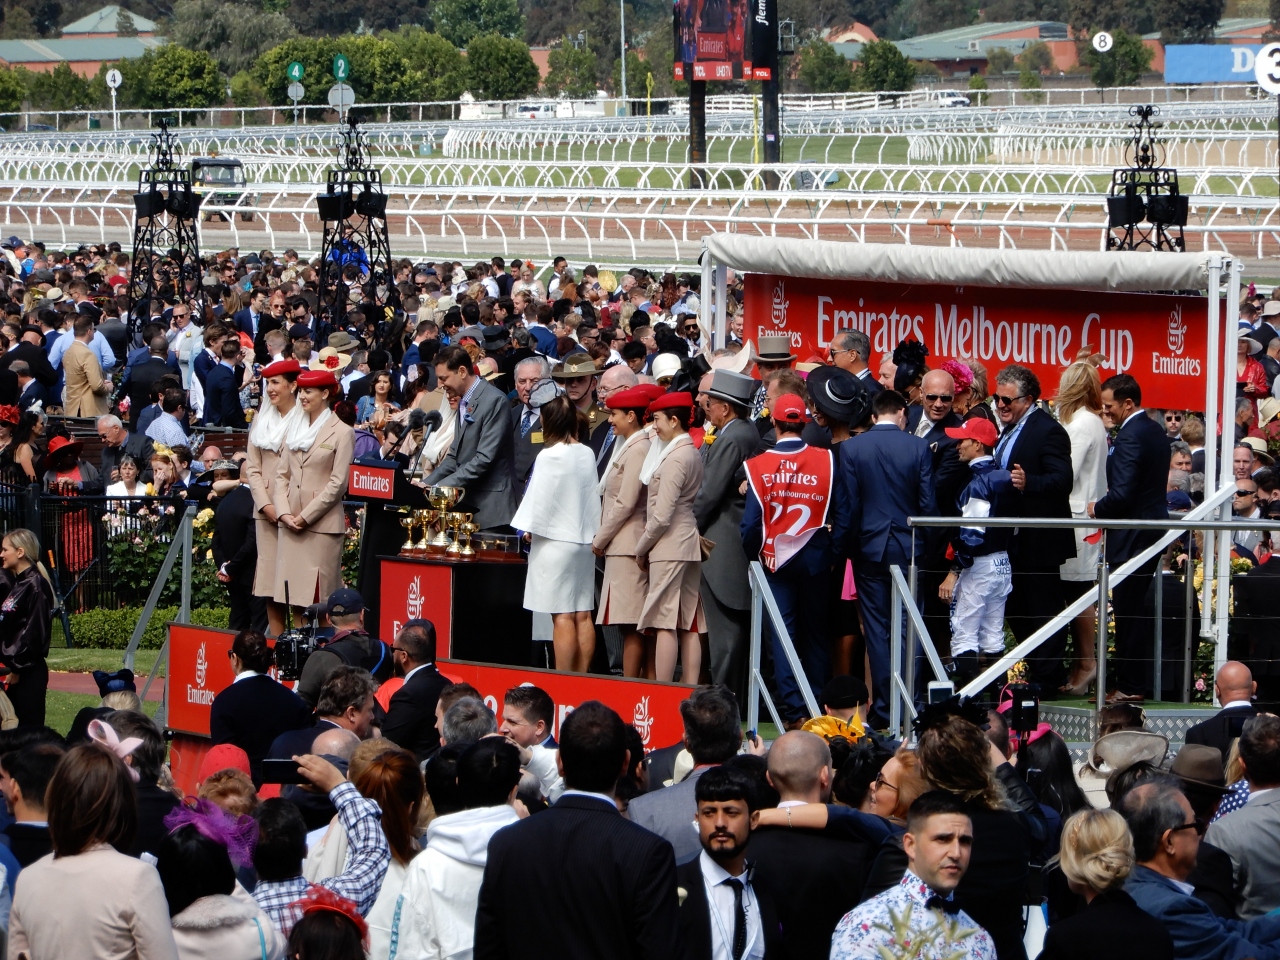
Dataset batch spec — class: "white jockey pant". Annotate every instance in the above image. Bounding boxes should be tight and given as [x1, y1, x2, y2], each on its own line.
[949, 551, 1012, 657]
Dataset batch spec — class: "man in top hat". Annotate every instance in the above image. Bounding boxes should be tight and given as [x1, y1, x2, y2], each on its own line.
[743, 395, 849, 726]
[210, 458, 266, 633]
[750, 334, 797, 421]
[694, 369, 762, 700]
[553, 352, 609, 442]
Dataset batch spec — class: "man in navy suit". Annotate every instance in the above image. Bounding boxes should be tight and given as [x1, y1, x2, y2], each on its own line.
[836, 390, 935, 730]
[203, 339, 247, 429]
[381, 620, 450, 762]
[474, 701, 681, 960]
[993, 364, 1076, 696]
[1090, 374, 1172, 702]
[233, 287, 268, 339]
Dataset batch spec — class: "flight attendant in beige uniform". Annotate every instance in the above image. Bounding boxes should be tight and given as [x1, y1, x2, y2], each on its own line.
[273, 368, 355, 616]
[592, 385, 658, 679]
[634, 391, 706, 685]
[244, 358, 302, 636]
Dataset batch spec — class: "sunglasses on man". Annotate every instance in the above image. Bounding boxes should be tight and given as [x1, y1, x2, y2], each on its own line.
[992, 393, 1027, 406]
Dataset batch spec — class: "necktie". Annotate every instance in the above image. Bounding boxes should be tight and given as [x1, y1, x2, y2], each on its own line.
[521, 409, 536, 437]
[995, 425, 1014, 468]
[596, 425, 615, 465]
[926, 894, 961, 915]
[725, 878, 746, 960]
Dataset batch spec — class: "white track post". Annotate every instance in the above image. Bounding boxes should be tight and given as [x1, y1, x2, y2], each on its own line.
[1200, 257, 1222, 645]
[1215, 258, 1242, 685]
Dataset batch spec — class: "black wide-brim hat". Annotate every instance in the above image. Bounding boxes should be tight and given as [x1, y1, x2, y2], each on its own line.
[807, 365, 868, 425]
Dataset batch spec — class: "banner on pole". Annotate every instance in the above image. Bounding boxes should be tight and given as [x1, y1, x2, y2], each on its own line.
[742, 274, 1210, 410]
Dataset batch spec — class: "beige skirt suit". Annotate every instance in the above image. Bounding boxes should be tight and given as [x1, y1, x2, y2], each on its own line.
[272, 412, 356, 605]
[634, 435, 706, 633]
[244, 435, 283, 598]
[593, 431, 651, 625]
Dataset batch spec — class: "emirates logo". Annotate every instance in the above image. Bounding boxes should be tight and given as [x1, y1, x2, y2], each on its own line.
[406, 576, 424, 620]
[195, 642, 207, 688]
[1167, 305, 1186, 356]
[633, 696, 654, 745]
[770, 280, 789, 328]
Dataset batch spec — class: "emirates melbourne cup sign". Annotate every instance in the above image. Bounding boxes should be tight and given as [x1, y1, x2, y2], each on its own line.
[743, 274, 1210, 410]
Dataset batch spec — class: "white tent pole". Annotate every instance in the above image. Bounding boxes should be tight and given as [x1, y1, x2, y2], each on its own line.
[1200, 256, 1222, 643]
[1215, 257, 1243, 686]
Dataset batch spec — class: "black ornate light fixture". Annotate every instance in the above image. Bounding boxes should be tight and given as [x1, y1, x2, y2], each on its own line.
[316, 118, 399, 336]
[1106, 105, 1187, 253]
[127, 119, 202, 337]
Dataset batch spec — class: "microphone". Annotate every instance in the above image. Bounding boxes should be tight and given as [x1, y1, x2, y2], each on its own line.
[386, 407, 430, 457]
[407, 410, 444, 477]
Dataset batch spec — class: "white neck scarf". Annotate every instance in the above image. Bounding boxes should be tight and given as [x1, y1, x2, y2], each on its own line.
[250, 400, 302, 453]
[285, 407, 331, 452]
[596, 425, 649, 496]
[639, 431, 690, 486]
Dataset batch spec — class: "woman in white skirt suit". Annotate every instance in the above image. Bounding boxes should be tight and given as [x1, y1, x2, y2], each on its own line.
[1055, 360, 1109, 696]
[511, 394, 601, 672]
[634, 391, 705, 684]
[243, 358, 303, 636]
[592, 385, 657, 678]
[272, 368, 355, 616]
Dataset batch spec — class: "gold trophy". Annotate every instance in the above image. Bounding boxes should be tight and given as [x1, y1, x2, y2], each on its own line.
[427, 486, 463, 548]
[445, 512, 463, 555]
[458, 515, 477, 557]
[398, 511, 417, 555]
[413, 509, 435, 553]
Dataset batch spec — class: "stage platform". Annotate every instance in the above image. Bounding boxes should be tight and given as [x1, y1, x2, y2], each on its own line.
[1042, 699, 1217, 761]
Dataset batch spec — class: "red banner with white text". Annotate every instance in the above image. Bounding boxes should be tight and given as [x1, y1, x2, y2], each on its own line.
[743, 274, 1211, 411]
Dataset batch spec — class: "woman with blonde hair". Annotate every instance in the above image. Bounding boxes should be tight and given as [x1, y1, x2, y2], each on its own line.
[1040, 808, 1173, 960]
[1056, 360, 1109, 695]
[0, 528, 54, 726]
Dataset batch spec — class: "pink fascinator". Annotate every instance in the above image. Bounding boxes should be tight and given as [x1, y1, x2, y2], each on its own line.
[87, 719, 142, 782]
[163, 798, 259, 867]
[939, 359, 974, 395]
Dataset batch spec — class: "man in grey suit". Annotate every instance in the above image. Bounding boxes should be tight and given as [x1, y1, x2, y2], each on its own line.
[510, 355, 550, 493]
[693, 369, 760, 702]
[626, 685, 743, 864]
[1203, 714, 1280, 919]
[427, 345, 519, 531]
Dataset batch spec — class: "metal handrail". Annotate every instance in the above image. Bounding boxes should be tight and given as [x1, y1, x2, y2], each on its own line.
[746, 560, 821, 734]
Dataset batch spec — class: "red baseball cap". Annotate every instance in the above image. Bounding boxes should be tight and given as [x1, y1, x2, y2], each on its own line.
[771, 394, 809, 423]
[945, 418, 999, 447]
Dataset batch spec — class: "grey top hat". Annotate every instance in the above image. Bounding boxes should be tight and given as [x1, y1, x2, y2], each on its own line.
[705, 369, 756, 407]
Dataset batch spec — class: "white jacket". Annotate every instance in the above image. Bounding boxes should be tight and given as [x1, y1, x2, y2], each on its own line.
[392, 805, 520, 960]
[170, 887, 284, 960]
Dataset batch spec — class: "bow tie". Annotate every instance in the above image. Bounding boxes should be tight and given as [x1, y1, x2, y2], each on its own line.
[925, 895, 961, 915]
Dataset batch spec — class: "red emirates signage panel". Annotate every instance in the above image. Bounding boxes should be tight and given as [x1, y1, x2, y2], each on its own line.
[168, 623, 238, 738]
[743, 274, 1209, 410]
[379, 559, 454, 654]
[349, 464, 396, 499]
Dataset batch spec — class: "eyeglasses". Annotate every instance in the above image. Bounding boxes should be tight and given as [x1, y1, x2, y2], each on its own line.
[873, 773, 899, 794]
[925, 394, 954, 403]
[993, 393, 1028, 406]
[1236, 490, 1257, 497]
[1170, 818, 1207, 837]
[1165, 414, 1183, 422]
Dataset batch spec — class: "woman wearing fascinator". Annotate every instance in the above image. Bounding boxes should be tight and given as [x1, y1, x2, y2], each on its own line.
[891, 339, 930, 405]
[157, 798, 285, 960]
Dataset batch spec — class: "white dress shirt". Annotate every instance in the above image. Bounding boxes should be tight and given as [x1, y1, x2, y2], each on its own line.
[699, 850, 764, 960]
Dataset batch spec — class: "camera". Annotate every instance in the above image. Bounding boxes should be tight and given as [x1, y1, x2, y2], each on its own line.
[1006, 683, 1040, 734]
[274, 627, 320, 681]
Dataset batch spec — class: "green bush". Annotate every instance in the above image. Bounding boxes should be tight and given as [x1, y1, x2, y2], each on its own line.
[61, 606, 230, 650]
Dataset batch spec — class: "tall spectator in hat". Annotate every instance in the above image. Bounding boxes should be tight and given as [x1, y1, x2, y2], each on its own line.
[743, 394, 849, 724]
[634, 392, 706, 684]
[510, 355, 550, 491]
[749, 334, 797, 420]
[209, 630, 311, 786]
[1055, 361, 1109, 695]
[836, 390, 935, 730]
[245, 358, 303, 636]
[992, 363, 1075, 698]
[694, 369, 760, 700]
[271, 367, 354, 617]
[1089, 374, 1170, 703]
[593, 385, 656, 678]
[511, 394, 601, 673]
[937, 417, 1014, 686]
[821, 674, 869, 728]
[829, 329, 883, 395]
[425, 345, 519, 531]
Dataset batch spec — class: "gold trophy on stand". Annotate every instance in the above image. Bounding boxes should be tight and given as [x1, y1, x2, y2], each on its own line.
[398, 509, 417, 555]
[427, 486, 464, 549]
[445, 511, 464, 556]
[413, 508, 435, 554]
[457, 515, 477, 557]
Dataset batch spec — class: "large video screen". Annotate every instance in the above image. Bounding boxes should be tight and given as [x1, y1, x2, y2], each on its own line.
[674, 0, 774, 81]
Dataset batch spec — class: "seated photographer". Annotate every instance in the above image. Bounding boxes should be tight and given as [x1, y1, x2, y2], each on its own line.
[295, 589, 393, 708]
[210, 630, 313, 787]
[268, 667, 379, 763]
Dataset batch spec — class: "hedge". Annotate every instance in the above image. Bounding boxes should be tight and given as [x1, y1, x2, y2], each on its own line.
[55, 607, 230, 650]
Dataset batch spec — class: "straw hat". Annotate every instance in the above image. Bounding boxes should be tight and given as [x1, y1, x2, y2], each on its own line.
[315, 347, 352, 372]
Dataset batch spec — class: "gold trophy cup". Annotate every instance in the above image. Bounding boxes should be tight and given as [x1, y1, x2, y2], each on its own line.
[427, 486, 463, 548]
[458, 516, 477, 557]
[413, 509, 435, 553]
[444, 512, 464, 555]
[398, 511, 417, 555]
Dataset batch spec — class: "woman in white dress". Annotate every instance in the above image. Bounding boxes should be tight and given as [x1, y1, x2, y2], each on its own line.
[1056, 360, 1109, 696]
[511, 394, 601, 672]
